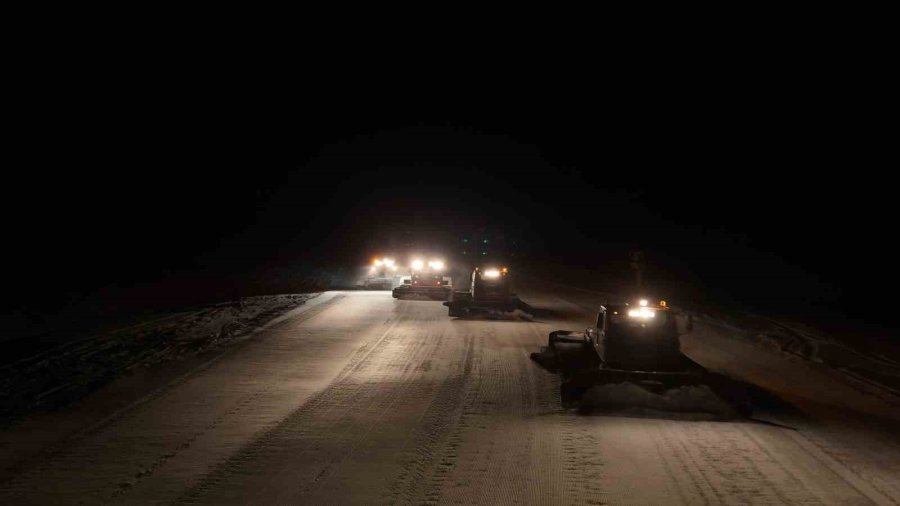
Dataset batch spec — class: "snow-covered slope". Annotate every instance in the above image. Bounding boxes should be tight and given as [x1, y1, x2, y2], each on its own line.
[0, 294, 319, 422]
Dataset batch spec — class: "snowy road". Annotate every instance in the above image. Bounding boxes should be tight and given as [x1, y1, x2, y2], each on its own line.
[2, 288, 900, 505]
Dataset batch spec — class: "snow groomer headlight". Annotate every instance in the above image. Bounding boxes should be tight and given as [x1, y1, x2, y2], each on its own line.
[411, 259, 425, 271]
[428, 260, 445, 271]
[483, 269, 501, 278]
[627, 299, 657, 319]
[627, 307, 656, 319]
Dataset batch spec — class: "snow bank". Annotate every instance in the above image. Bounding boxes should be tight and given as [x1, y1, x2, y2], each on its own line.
[0, 293, 319, 422]
[456, 308, 533, 321]
[395, 293, 441, 301]
[167, 294, 317, 353]
[580, 382, 740, 420]
[508, 309, 534, 321]
[692, 315, 900, 399]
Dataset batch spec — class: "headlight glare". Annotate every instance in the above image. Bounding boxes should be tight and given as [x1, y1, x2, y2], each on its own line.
[628, 308, 656, 319]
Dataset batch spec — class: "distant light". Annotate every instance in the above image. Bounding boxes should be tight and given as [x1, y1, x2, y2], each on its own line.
[374, 259, 383, 267]
[628, 308, 656, 318]
[484, 269, 501, 278]
[483, 239, 488, 244]
[463, 239, 468, 243]
[482, 251, 487, 256]
[501, 267, 508, 273]
[639, 299, 648, 307]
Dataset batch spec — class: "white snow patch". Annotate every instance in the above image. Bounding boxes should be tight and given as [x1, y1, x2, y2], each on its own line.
[581, 382, 739, 420]
[170, 294, 317, 350]
[510, 309, 534, 321]
[396, 293, 442, 301]
[458, 309, 533, 321]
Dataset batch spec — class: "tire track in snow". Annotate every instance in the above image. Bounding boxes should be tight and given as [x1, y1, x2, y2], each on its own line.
[558, 415, 606, 505]
[665, 422, 824, 505]
[1, 295, 348, 504]
[426, 320, 604, 506]
[383, 332, 476, 505]
[0, 293, 343, 491]
[651, 421, 717, 505]
[175, 303, 462, 504]
[785, 428, 898, 505]
[109, 385, 275, 500]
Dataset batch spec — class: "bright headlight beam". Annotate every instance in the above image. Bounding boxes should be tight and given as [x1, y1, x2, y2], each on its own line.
[483, 269, 501, 278]
[628, 308, 656, 318]
[639, 299, 648, 307]
[428, 260, 445, 270]
[411, 259, 424, 270]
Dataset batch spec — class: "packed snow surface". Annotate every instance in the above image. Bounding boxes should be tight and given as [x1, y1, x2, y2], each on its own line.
[580, 382, 740, 420]
[2, 284, 900, 505]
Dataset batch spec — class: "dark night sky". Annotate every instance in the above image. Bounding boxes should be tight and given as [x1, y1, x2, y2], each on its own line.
[6, 61, 896, 335]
